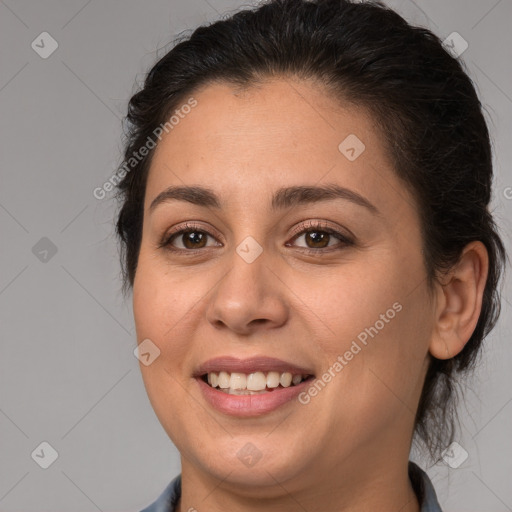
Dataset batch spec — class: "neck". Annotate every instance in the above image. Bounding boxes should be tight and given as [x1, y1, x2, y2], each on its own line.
[175, 456, 420, 512]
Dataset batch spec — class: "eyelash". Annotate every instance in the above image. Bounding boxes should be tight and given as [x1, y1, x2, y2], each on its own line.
[159, 220, 354, 256]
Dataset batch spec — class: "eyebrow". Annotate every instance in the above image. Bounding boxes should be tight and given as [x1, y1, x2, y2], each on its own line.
[149, 183, 379, 215]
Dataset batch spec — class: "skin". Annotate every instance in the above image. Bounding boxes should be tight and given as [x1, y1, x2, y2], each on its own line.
[132, 77, 489, 512]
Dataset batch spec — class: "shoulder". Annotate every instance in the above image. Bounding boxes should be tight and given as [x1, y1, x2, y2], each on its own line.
[139, 465, 442, 512]
[139, 474, 182, 512]
[408, 461, 444, 512]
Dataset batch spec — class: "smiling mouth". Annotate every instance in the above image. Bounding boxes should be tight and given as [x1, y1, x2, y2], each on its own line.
[200, 371, 315, 395]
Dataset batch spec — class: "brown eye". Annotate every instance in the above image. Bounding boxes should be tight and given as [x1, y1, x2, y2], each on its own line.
[160, 220, 353, 256]
[165, 229, 219, 251]
[299, 230, 332, 249]
[160, 222, 222, 253]
[287, 221, 354, 253]
[173, 230, 208, 250]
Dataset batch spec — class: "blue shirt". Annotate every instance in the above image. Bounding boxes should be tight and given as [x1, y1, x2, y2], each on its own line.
[140, 461, 443, 511]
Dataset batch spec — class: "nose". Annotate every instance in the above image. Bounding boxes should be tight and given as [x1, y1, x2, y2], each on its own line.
[205, 246, 289, 336]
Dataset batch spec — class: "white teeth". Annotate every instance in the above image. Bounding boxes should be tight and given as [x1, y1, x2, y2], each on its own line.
[229, 372, 246, 390]
[246, 371, 267, 391]
[266, 371, 280, 388]
[204, 371, 309, 392]
[218, 371, 230, 389]
[292, 374, 303, 385]
[280, 372, 292, 387]
[228, 388, 268, 395]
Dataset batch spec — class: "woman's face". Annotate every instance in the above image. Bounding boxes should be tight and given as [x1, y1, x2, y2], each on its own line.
[133, 78, 436, 491]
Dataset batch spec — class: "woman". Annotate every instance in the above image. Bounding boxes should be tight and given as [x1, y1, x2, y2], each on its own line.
[114, 0, 507, 510]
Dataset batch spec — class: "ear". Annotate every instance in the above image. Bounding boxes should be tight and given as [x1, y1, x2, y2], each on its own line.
[429, 241, 489, 360]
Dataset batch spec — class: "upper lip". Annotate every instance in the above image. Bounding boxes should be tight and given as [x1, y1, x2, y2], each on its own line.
[194, 356, 315, 377]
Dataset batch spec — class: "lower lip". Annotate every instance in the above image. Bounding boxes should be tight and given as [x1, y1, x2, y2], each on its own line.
[196, 376, 314, 417]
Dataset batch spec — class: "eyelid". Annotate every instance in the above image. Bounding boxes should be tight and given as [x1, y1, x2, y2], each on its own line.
[161, 221, 223, 249]
[166, 221, 219, 238]
[287, 219, 354, 241]
[160, 219, 354, 252]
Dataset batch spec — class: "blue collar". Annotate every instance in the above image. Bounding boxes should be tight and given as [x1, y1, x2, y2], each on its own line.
[140, 460, 443, 511]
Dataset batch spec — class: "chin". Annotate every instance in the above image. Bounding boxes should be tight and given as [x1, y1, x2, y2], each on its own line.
[192, 440, 308, 491]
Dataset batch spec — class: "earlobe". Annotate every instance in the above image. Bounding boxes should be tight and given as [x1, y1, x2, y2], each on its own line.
[428, 241, 489, 360]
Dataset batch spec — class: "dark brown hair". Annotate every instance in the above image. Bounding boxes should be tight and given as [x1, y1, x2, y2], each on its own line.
[114, 0, 507, 463]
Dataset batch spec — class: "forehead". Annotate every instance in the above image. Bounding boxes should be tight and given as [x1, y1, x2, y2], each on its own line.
[152, 78, 380, 158]
[145, 78, 412, 218]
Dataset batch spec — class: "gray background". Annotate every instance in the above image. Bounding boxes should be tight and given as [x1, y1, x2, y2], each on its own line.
[0, 0, 511, 510]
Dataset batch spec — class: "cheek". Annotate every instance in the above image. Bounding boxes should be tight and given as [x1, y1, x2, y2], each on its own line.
[132, 250, 222, 397]
[287, 254, 408, 351]
[294, 250, 431, 414]
[132, 259, 203, 439]
[132, 255, 194, 405]
[133, 249, 199, 344]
